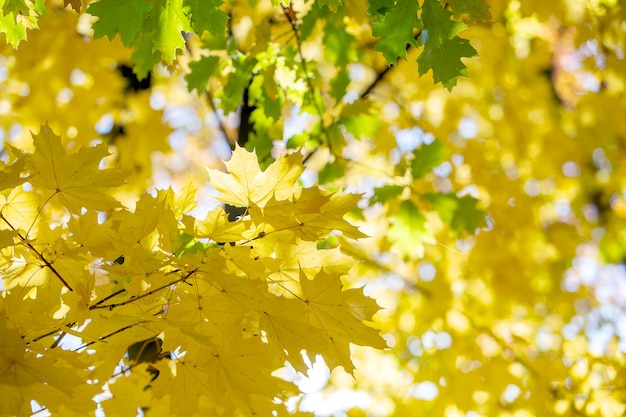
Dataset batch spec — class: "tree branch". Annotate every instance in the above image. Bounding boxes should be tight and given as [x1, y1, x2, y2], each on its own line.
[205, 89, 236, 150]
[281, 3, 332, 155]
[89, 268, 198, 311]
[1, 214, 74, 291]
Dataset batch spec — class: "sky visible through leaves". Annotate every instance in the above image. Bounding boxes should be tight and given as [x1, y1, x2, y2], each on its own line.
[3, 0, 626, 416]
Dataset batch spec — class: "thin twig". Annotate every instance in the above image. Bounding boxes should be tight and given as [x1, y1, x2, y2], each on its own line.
[76, 321, 148, 351]
[89, 269, 197, 310]
[1, 214, 74, 291]
[89, 288, 127, 309]
[29, 321, 77, 344]
[280, 3, 332, 155]
[205, 89, 235, 150]
[360, 65, 393, 99]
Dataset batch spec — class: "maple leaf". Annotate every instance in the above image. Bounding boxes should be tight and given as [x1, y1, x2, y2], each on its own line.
[371, 0, 422, 65]
[0, 10, 27, 47]
[416, 0, 477, 90]
[101, 364, 154, 416]
[447, 0, 491, 22]
[0, 155, 26, 192]
[300, 270, 387, 374]
[184, 208, 254, 243]
[0, 312, 97, 414]
[150, 360, 209, 416]
[148, 0, 192, 64]
[207, 145, 304, 208]
[88, 0, 151, 47]
[186, 55, 220, 94]
[24, 125, 128, 214]
[411, 139, 447, 178]
[185, 0, 228, 36]
[1, 0, 30, 17]
[0, 187, 39, 233]
[426, 193, 485, 236]
[250, 188, 367, 241]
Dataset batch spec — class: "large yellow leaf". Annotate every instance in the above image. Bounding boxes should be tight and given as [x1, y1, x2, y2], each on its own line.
[300, 269, 387, 374]
[25, 125, 128, 213]
[207, 145, 304, 208]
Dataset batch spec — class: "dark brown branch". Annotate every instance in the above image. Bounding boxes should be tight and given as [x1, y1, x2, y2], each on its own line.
[360, 65, 393, 99]
[359, 30, 422, 99]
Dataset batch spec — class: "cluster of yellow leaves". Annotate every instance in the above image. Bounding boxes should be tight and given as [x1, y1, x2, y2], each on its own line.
[0, 127, 385, 416]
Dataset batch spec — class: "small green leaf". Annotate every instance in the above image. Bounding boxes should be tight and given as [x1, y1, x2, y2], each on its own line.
[410, 139, 447, 178]
[426, 193, 484, 236]
[330, 69, 350, 102]
[340, 101, 379, 140]
[186, 55, 220, 94]
[452, 195, 484, 234]
[0, 11, 28, 46]
[318, 159, 348, 185]
[372, 0, 421, 65]
[130, 35, 157, 80]
[417, 0, 477, 90]
[323, 24, 356, 68]
[371, 185, 404, 204]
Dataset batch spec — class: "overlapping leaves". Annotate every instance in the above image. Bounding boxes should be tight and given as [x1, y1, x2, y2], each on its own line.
[0, 128, 384, 416]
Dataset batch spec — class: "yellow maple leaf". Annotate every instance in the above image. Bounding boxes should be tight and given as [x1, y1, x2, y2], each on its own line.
[0, 187, 40, 234]
[207, 145, 304, 208]
[299, 269, 387, 374]
[0, 312, 96, 415]
[25, 124, 127, 213]
[252, 189, 367, 241]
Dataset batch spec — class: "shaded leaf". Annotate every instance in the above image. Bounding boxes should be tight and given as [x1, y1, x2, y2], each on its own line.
[417, 0, 477, 90]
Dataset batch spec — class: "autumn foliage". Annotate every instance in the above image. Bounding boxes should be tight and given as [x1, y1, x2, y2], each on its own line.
[3, 0, 626, 416]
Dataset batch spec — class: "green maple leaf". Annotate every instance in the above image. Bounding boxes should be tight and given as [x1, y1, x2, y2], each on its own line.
[186, 55, 220, 94]
[447, 0, 491, 22]
[185, 0, 228, 36]
[2, 0, 30, 16]
[371, 0, 421, 65]
[0, 11, 28, 46]
[417, 0, 477, 90]
[426, 193, 484, 236]
[88, 0, 151, 46]
[371, 184, 404, 204]
[149, 0, 192, 64]
[411, 139, 447, 178]
[130, 34, 157, 80]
